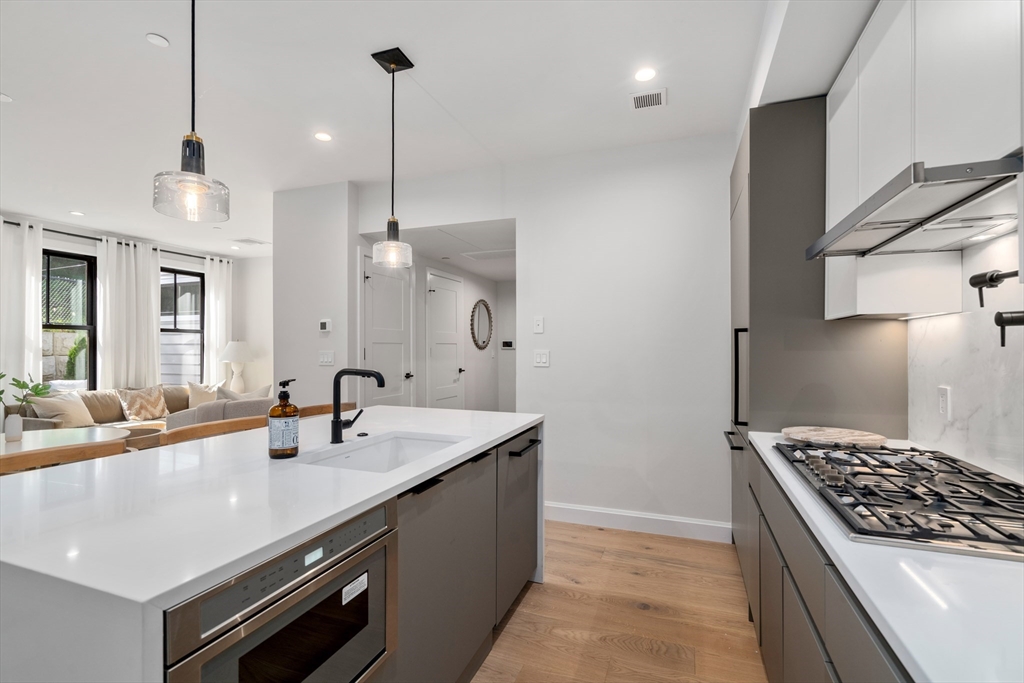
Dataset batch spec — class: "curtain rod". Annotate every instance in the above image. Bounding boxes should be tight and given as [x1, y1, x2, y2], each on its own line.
[3, 220, 221, 262]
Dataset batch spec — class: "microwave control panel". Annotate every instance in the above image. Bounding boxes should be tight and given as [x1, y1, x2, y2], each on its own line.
[198, 506, 387, 634]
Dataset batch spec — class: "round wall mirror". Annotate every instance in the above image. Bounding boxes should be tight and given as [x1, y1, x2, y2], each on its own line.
[471, 299, 493, 350]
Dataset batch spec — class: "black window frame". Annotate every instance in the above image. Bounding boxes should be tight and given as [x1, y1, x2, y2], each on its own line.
[160, 267, 206, 385]
[42, 249, 98, 391]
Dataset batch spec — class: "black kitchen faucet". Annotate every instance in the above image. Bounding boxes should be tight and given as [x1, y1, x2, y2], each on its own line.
[331, 369, 385, 443]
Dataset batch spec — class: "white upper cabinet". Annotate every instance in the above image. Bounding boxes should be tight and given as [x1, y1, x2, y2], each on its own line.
[858, 0, 914, 202]
[915, 0, 1022, 167]
[827, 47, 860, 231]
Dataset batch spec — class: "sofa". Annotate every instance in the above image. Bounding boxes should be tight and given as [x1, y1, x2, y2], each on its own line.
[9, 385, 274, 433]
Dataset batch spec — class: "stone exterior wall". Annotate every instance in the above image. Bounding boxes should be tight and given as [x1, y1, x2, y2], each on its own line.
[41, 330, 80, 382]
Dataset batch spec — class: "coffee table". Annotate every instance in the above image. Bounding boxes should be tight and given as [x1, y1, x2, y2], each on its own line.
[1, 427, 132, 455]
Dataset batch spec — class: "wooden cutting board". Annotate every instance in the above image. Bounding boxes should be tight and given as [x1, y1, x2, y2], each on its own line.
[782, 426, 887, 448]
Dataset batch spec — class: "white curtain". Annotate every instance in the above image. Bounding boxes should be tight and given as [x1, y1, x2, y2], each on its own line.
[203, 257, 233, 386]
[96, 238, 162, 389]
[0, 219, 43, 384]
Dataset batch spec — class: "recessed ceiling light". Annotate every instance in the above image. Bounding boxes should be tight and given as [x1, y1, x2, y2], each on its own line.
[69, 211, 85, 216]
[635, 68, 656, 82]
[147, 33, 170, 48]
[230, 245, 240, 250]
[969, 233, 996, 241]
[314, 132, 332, 142]
[0, 93, 12, 103]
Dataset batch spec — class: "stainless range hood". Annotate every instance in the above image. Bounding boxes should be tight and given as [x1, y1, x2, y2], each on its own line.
[806, 153, 1022, 260]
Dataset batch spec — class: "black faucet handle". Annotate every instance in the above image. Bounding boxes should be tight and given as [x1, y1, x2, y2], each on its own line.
[342, 409, 364, 429]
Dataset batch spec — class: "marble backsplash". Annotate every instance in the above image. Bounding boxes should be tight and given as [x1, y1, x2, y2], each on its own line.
[908, 231, 1023, 483]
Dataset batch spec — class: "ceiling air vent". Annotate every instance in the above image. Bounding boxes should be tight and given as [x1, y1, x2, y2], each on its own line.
[231, 238, 271, 246]
[460, 249, 516, 261]
[631, 88, 666, 110]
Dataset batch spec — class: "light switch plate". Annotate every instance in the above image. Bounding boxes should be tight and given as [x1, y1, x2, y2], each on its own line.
[533, 316, 544, 334]
[319, 351, 335, 366]
[533, 350, 550, 367]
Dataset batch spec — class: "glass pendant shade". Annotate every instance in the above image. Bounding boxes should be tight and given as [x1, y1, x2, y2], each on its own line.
[153, 170, 229, 222]
[373, 240, 413, 268]
[373, 217, 412, 268]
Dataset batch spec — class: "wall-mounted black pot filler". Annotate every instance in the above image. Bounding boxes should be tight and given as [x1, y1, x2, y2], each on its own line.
[969, 268, 1022, 347]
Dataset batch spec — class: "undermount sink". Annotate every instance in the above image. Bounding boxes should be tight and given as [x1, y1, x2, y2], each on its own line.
[303, 432, 467, 473]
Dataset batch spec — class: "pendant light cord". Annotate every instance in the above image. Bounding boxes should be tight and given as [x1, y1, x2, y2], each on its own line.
[191, 0, 196, 133]
[391, 66, 395, 218]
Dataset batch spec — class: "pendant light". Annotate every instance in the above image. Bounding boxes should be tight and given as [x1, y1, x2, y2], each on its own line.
[371, 48, 414, 268]
[153, 0, 229, 223]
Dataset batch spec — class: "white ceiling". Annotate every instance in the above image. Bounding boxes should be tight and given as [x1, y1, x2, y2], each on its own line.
[366, 219, 516, 282]
[0, 0, 769, 257]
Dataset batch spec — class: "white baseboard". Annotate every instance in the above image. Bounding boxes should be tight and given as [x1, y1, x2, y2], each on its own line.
[544, 501, 732, 544]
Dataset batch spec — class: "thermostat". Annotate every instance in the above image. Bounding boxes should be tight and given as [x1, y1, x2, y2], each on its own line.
[319, 319, 332, 333]
[502, 340, 515, 350]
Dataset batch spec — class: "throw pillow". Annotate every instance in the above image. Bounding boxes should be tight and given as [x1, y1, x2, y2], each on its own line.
[187, 381, 223, 409]
[217, 385, 272, 401]
[116, 386, 169, 421]
[29, 392, 97, 428]
[77, 390, 125, 424]
[161, 384, 191, 414]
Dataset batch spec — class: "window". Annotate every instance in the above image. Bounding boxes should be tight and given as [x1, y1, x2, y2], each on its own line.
[160, 269, 205, 385]
[41, 250, 97, 391]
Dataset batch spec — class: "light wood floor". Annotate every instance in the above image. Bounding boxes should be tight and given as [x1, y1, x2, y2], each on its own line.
[472, 521, 768, 683]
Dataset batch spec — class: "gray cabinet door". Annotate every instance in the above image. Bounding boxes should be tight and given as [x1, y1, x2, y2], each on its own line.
[496, 428, 540, 623]
[759, 517, 784, 683]
[824, 566, 906, 683]
[377, 452, 498, 683]
[783, 568, 831, 683]
[738, 484, 761, 641]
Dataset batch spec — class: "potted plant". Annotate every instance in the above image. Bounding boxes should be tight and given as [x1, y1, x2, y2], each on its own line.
[3, 374, 50, 442]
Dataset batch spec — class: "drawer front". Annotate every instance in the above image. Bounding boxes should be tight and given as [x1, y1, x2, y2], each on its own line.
[825, 566, 907, 683]
[783, 568, 831, 683]
[759, 518, 784, 683]
[757, 458, 828, 630]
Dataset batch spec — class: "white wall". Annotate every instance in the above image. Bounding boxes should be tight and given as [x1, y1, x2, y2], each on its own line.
[496, 281, 517, 412]
[232, 257, 274, 392]
[272, 182, 357, 406]
[909, 232, 1024, 483]
[413, 255, 499, 411]
[358, 135, 735, 541]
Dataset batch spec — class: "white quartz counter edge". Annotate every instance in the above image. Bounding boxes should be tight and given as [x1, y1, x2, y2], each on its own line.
[748, 432, 1024, 683]
[0, 407, 543, 610]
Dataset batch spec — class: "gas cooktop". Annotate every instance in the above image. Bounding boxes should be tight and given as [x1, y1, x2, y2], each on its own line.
[774, 442, 1024, 561]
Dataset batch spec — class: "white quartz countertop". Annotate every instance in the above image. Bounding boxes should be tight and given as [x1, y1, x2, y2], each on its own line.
[0, 406, 542, 609]
[748, 431, 1024, 683]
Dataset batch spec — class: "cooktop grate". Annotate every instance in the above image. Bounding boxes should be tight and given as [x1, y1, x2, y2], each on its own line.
[774, 442, 1024, 560]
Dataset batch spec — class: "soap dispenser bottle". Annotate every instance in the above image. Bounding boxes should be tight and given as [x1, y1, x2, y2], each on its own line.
[268, 379, 300, 459]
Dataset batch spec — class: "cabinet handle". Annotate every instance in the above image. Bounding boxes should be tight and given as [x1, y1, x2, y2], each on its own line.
[733, 328, 749, 427]
[409, 477, 444, 495]
[509, 439, 541, 458]
[724, 431, 745, 451]
[469, 451, 492, 464]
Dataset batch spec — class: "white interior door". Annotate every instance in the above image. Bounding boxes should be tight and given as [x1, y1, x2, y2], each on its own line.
[426, 270, 464, 409]
[363, 255, 412, 406]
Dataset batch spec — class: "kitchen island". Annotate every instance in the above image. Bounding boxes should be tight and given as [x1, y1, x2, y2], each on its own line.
[0, 406, 544, 683]
[745, 431, 1024, 683]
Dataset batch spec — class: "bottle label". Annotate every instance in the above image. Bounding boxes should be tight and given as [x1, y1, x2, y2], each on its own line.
[269, 417, 299, 450]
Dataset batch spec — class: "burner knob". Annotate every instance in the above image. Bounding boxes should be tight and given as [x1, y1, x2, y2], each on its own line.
[825, 473, 844, 486]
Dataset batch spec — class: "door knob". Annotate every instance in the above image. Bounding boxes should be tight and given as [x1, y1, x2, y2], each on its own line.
[458, 368, 466, 373]
[404, 372, 414, 379]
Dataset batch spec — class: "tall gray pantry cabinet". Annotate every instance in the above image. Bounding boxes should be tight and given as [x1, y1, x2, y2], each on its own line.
[727, 98, 912, 682]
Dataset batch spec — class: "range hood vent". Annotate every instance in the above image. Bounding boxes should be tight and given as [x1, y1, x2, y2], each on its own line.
[806, 153, 1022, 260]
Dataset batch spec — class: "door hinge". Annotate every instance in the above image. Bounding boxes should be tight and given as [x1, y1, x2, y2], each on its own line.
[363, 348, 366, 360]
